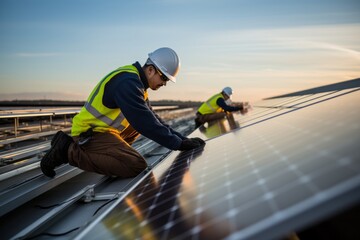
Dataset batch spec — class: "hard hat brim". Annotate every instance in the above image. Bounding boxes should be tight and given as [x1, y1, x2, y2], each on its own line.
[164, 73, 176, 83]
[149, 58, 177, 83]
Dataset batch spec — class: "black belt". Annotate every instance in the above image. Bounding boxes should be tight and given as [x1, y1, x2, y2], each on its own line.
[78, 128, 93, 145]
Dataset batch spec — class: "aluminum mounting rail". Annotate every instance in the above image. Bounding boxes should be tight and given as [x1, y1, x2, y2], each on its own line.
[0, 165, 83, 217]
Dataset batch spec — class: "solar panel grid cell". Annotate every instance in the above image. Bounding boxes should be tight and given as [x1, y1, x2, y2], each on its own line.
[78, 89, 360, 240]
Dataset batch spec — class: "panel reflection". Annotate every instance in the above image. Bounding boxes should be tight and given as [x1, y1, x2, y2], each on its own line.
[198, 113, 240, 139]
[97, 147, 224, 239]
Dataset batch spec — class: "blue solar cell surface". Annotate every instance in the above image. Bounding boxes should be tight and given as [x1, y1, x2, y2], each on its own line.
[76, 85, 360, 240]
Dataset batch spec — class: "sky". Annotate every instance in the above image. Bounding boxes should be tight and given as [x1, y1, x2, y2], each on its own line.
[0, 0, 359, 103]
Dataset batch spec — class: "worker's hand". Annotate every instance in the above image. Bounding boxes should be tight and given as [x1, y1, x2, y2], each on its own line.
[240, 108, 249, 115]
[191, 137, 206, 145]
[238, 102, 251, 115]
[179, 137, 206, 151]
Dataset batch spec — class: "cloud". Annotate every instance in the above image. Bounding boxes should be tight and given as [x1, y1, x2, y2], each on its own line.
[203, 23, 360, 52]
[307, 42, 360, 60]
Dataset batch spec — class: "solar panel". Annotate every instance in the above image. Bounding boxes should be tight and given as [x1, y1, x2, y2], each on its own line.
[75, 87, 360, 240]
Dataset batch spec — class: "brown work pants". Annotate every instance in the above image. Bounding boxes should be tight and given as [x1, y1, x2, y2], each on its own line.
[67, 126, 147, 178]
[195, 112, 227, 125]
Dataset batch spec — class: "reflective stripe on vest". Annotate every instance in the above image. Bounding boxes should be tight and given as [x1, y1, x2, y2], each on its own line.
[198, 93, 223, 115]
[84, 102, 125, 130]
[71, 65, 145, 136]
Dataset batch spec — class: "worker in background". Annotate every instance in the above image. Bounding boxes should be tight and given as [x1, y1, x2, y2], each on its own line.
[41, 47, 206, 178]
[195, 87, 249, 128]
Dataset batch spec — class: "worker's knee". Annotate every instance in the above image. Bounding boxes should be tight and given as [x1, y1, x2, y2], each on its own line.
[126, 156, 147, 177]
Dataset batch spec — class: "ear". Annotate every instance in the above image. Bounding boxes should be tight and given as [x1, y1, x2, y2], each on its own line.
[147, 65, 157, 78]
[143, 65, 153, 79]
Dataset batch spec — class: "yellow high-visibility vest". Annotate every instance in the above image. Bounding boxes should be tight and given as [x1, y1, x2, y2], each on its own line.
[71, 65, 148, 136]
[197, 93, 224, 114]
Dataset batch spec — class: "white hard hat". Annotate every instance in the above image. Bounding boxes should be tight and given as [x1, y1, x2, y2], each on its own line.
[146, 47, 180, 83]
[222, 87, 233, 97]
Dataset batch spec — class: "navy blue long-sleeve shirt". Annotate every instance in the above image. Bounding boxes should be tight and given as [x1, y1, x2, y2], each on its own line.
[216, 98, 242, 112]
[102, 62, 185, 150]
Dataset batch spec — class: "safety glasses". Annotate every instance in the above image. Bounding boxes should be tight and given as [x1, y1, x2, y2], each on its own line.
[155, 67, 169, 82]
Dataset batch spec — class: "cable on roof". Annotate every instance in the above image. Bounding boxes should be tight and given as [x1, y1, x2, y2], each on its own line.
[35, 195, 79, 209]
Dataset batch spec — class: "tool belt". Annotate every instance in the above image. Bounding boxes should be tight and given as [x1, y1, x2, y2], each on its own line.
[78, 128, 93, 146]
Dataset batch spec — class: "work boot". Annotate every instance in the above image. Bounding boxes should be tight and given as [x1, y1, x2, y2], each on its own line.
[194, 119, 202, 129]
[51, 130, 64, 146]
[41, 131, 73, 178]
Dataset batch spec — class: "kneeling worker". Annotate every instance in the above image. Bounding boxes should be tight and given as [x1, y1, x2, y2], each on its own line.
[195, 87, 248, 127]
[41, 47, 205, 178]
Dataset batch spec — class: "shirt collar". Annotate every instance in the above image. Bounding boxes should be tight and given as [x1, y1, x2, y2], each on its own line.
[133, 61, 149, 89]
